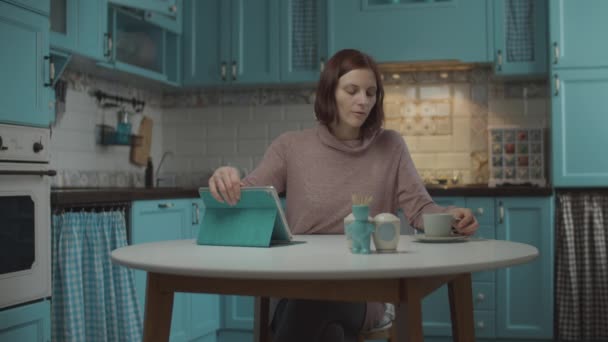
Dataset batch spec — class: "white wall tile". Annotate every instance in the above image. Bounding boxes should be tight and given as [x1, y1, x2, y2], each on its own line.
[284, 104, 315, 121]
[238, 140, 268, 155]
[206, 124, 237, 140]
[253, 105, 283, 121]
[222, 106, 251, 122]
[238, 123, 268, 139]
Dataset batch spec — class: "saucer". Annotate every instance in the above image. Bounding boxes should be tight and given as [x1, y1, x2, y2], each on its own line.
[413, 234, 468, 243]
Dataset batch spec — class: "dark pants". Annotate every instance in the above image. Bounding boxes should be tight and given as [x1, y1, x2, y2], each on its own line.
[271, 299, 366, 342]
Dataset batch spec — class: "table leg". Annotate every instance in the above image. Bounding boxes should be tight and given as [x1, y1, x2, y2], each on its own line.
[394, 281, 424, 342]
[254, 296, 270, 342]
[448, 273, 475, 342]
[143, 272, 174, 342]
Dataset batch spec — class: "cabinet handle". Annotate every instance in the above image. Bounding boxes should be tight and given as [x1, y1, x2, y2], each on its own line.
[169, 4, 177, 13]
[320, 57, 325, 72]
[476, 292, 485, 302]
[553, 42, 560, 64]
[554, 74, 560, 96]
[192, 203, 200, 225]
[158, 203, 174, 209]
[477, 321, 485, 329]
[232, 61, 237, 81]
[499, 201, 504, 224]
[43, 55, 54, 87]
[104, 33, 113, 58]
[476, 207, 484, 216]
[221, 62, 227, 81]
[496, 50, 502, 71]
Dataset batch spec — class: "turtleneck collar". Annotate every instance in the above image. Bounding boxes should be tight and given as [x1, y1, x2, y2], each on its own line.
[316, 123, 380, 154]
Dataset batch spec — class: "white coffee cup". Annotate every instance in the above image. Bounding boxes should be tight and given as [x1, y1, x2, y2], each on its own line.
[423, 213, 455, 237]
[372, 213, 400, 252]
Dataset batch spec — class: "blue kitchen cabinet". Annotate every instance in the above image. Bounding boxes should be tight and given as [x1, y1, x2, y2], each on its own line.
[551, 69, 608, 187]
[279, 0, 327, 83]
[101, 4, 181, 86]
[496, 197, 553, 339]
[108, 0, 182, 33]
[423, 196, 552, 340]
[0, 1, 52, 127]
[131, 199, 220, 342]
[182, 0, 279, 86]
[188, 199, 221, 341]
[493, 0, 548, 76]
[0, 300, 50, 342]
[328, 0, 491, 63]
[3, 0, 49, 15]
[550, 0, 608, 69]
[50, 0, 109, 61]
[422, 197, 496, 339]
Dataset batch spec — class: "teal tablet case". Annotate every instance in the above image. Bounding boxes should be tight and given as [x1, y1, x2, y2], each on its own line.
[197, 187, 291, 247]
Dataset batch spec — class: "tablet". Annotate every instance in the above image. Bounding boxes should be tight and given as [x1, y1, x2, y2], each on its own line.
[198, 186, 293, 245]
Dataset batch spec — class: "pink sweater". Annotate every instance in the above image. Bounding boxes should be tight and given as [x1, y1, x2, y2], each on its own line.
[242, 124, 449, 330]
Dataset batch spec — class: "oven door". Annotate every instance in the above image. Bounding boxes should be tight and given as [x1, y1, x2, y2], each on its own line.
[0, 162, 51, 309]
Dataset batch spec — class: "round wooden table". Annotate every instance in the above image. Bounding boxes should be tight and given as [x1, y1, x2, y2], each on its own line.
[112, 235, 538, 342]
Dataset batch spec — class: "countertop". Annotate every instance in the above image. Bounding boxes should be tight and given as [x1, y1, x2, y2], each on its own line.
[51, 184, 553, 207]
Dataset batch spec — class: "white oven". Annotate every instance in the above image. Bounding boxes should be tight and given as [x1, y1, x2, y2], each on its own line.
[0, 124, 53, 309]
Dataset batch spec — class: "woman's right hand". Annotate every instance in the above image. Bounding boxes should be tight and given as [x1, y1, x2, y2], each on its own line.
[208, 166, 242, 205]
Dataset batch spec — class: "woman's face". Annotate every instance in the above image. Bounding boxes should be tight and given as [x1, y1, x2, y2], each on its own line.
[332, 68, 377, 139]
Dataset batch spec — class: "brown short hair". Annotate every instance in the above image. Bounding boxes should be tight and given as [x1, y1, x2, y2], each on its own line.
[314, 49, 385, 138]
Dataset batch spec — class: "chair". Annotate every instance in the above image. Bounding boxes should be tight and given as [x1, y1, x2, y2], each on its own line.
[254, 297, 396, 342]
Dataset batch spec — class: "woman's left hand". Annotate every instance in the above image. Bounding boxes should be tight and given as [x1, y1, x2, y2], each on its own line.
[448, 208, 479, 236]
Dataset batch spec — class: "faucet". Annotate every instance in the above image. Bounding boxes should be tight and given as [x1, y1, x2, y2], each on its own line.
[155, 151, 174, 187]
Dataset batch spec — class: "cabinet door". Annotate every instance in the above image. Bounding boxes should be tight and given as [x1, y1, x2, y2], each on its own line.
[109, 0, 177, 16]
[0, 300, 50, 342]
[182, 0, 227, 86]
[495, 197, 553, 339]
[493, 0, 548, 76]
[328, 0, 490, 63]
[131, 199, 191, 342]
[230, 0, 280, 84]
[50, 0, 109, 60]
[0, 2, 51, 127]
[550, 0, 608, 69]
[50, 0, 77, 51]
[4, 0, 49, 15]
[188, 199, 221, 340]
[223, 295, 255, 330]
[551, 69, 608, 187]
[279, 0, 327, 83]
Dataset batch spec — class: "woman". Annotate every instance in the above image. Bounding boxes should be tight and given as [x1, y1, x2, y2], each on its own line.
[208, 49, 479, 342]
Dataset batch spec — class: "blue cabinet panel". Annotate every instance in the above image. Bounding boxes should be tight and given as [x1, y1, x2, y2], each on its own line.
[131, 199, 192, 342]
[279, 0, 327, 83]
[493, 0, 548, 76]
[551, 69, 608, 187]
[328, 0, 490, 63]
[550, 0, 608, 69]
[4, 0, 49, 15]
[182, 0, 279, 86]
[131, 199, 220, 342]
[0, 1, 51, 127]
[222, 295, 255, 330]
[495, 197, 553, 339]
[0, 300, 50, 342]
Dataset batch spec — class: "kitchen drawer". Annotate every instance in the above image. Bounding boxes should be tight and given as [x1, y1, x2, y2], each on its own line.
[474, 310, 496, 338]
[473, 283, 495, 311]
[473, 269, 495, 282]
[466, 197, 494, 225]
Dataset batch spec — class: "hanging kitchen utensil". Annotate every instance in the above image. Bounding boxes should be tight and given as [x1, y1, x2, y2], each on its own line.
[130, 116, 153, 166]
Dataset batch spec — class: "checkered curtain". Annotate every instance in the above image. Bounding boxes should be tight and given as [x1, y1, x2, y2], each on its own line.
[51, 211, 142, 342]
[556, 192, 608, 341]
[506, 0, 535, 62]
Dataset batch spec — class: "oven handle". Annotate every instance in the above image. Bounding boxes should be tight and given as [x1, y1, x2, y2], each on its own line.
[0, 170, 57, 177]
